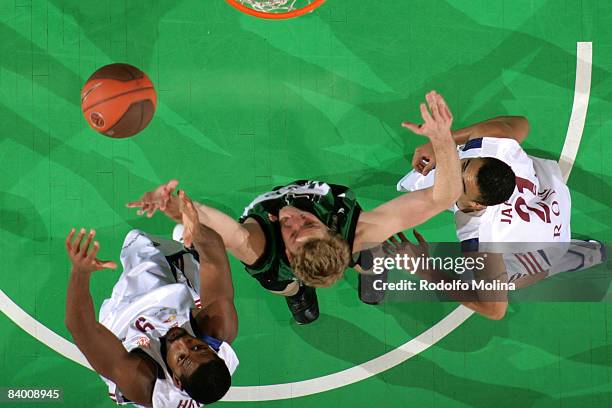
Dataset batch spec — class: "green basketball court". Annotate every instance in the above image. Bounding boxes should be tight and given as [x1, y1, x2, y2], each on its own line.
[1, 0, 611, 407]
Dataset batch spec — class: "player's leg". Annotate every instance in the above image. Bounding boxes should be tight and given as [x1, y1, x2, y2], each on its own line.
[253, 274, 319, 325]
[284, 284, 319, 325]
[357, 247, 388, 305]
[547, 240, 606, 276]
[510, 240, 606, 289]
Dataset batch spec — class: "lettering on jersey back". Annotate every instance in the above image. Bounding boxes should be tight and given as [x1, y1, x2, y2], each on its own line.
[500, 203, 513, 224]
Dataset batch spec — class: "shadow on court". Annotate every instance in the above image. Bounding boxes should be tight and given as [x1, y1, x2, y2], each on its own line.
[291, 313, 551, 408]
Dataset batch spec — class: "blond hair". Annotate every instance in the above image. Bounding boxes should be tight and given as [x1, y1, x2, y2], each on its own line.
[291, 231, 351, 288]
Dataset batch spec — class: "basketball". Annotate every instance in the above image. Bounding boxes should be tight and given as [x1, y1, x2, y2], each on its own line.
[81, 63, 157, 138]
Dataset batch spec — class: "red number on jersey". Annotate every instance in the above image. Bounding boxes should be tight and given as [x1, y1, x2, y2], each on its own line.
[135, 317, 155, 333]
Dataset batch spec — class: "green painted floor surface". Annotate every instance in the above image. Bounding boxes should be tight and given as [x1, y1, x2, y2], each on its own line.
[1, 0, 611, 407]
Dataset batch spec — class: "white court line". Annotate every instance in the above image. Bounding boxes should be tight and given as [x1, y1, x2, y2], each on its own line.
[224, 306, 473, 401]
[559, 42, 592, 182]
[0, 42, 592, 402]
[0, 290, 92, 370]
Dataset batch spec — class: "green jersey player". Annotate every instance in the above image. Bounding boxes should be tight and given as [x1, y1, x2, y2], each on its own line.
[128, 91, 462, 324]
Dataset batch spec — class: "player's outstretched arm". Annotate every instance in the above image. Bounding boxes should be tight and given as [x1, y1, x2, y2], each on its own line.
[64, 229, 156, 406]
[385, 232, 508, 320]
[127, 180, 265, 265]
[452, 116, 529, 144]
[180, 191, 238, 344]
[355, 91, 461, 250]
[466, 254, 509, 320]
[410, 116, 529, 175]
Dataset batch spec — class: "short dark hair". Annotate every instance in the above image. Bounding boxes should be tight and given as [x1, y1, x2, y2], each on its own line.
[475, 157, 516, 206]
[181, 356, 231, 405]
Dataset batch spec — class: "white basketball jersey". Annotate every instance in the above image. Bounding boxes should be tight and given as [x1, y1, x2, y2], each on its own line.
[397, 138, 571, 279]
[99, 230, 239, 408]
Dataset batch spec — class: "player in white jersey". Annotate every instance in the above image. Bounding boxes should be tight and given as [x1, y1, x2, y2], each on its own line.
[393, 115, 604, 319]
[65, 191, 238, 407]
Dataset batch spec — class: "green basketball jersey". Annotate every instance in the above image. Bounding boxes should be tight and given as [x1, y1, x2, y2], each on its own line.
[239, 180, 362, 285]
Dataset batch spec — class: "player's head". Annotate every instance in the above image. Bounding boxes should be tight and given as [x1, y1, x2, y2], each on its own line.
[457, 157, 516, 211]
[165, 327, 231, 404]
[278, 206, 351, 287]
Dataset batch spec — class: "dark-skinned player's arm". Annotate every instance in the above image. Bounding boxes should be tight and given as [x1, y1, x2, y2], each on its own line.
[179, 191, 238, 344]
[386, 232, 509, 320]
[126, 181, 265, 266]
[412, 116, 529, 175]
[64, 229, 156, 407]
[354, 91, 462, 252]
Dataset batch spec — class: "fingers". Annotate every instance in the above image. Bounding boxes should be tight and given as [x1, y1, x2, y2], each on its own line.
[436, 93, 453, 123]
[135, 202, 157, 218]
[179, 190, 197, 218]
[65, 228, 76, 252]
[180, 191, 196, 248]
[165, 180, 179, 193]
[402, 121, 424, 135]
[87, 241, 118, 270]
[160, 180, 179, 211]
[81, 229, 96, 257]
[179, 190, 189, 214]
[96, 260, 118, 270]
[178, 189, 185, 211]
[183, 233, 193, 248]
[419, 102, 433, 124]
[183, 224, 194, 248]
[126, 200, 143, 208]
[397, 231, 409, 242]
[413, 229, 426, 244]
[411, 151, 422, 171]
[426, 91, 440, 120]
[179, 190, 190, 207]
[388, 235, 399, 245]
[382, 242, 394, 256]
[71, 228, 86, 255]
[87, 241, 100, 261]
[422, 161, 435, 176]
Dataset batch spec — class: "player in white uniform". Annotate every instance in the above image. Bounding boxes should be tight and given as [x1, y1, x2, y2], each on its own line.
[65, 191, 239, 407]
[392, 115, 604, 319]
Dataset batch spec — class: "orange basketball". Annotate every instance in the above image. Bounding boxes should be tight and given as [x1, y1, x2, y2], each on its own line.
[81, 63, 157, 138]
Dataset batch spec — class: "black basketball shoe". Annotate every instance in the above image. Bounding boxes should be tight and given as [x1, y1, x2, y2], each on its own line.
[357, 249, 387, 305]
[286, 284, 319, 325]
[358, 270, 387, 305]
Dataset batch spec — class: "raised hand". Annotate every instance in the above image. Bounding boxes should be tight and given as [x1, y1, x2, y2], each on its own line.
[179, 190, 201, 248]
[411, 141, 436, 175]
[65, 228, 117, 275]
[401, 90, 453, 143]
[126, 180, 179, 218]
[383, 230, 430, 260]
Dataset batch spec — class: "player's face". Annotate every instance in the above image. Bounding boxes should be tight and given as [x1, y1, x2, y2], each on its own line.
[165, 327, 216, 385]
[278, 206, 329, 257]
[456, 158, 487, 211]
